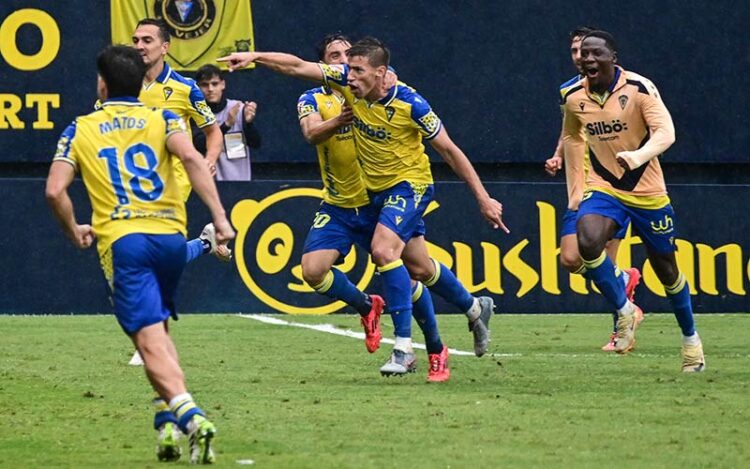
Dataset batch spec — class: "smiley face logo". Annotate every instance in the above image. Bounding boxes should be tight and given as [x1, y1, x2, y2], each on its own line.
[230, 187, 376, 314]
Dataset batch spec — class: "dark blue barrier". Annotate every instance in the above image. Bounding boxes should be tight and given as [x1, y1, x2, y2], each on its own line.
[1, 1, 747, 164]
[2, 179, 748, 314]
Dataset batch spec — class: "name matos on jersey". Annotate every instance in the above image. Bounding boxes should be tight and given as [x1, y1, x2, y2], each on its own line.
[99, 117, 147, 134]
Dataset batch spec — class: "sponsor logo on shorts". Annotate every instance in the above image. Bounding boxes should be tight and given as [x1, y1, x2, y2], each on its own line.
[384, 195, 407, 212]
[651, 214, 674, 234]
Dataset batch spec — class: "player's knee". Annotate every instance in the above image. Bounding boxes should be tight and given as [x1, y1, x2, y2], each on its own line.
[404, 259, 433, 282]
[577, 230, 603, 259]
[650, 256, 680, 285]
[137, 342, 174, 372]
[560, 251, 582, 272]
[371, 245, 399, 267]
[408, 267, 431, 282]
[301, 260, 328, 287]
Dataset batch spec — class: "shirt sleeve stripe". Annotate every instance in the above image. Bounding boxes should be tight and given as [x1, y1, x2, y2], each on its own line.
[52, 156, 78, 170]
[424, 122, 442, 140]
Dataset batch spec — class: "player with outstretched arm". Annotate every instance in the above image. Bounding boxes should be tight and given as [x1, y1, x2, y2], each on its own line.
[219, 37, 508, 376]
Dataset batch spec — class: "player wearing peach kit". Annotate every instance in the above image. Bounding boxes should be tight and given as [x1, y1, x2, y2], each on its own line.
[545, 26, 642, 351]
[562, 30, 704, 372]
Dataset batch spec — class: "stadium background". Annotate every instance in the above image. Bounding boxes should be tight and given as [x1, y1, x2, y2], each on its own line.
[1, 1, 748, 313]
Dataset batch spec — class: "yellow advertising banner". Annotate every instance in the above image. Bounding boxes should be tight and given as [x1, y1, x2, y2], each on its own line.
[110, 0, 254, 70]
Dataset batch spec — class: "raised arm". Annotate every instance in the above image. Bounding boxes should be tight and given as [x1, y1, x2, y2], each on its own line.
[218, 51, 324, 82]
[429, 127, 509, 233]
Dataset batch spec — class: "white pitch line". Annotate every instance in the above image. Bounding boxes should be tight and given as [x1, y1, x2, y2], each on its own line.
[236, 314, 750, 360]
[236, 314, 507, 357]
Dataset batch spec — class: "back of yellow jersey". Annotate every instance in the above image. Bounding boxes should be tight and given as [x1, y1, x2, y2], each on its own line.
[320, 64, 437, 192]
[53, 98, 187, 256]
[297, 86, 368, 208]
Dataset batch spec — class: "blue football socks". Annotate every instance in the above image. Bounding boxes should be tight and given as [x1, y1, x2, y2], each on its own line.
[185, 238, 206, 263]
[582, 251, 628, 310]
[169, 393, 205, 434]
[423, 259, 474, 312]
[411, 282, 443, 354]
[665, 273, 696, 336]
[378, 260, 413, 338]
[152, 397, 178, 430]
[312, 268, 371, 316]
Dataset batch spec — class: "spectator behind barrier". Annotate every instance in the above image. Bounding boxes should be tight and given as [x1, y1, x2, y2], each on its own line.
[193, 64, 261, 181]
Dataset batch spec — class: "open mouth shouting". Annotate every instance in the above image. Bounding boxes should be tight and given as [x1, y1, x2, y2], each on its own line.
[584, 64, 599, 80]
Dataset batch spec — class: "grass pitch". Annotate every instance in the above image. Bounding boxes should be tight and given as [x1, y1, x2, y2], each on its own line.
[1, 313, 748, 468]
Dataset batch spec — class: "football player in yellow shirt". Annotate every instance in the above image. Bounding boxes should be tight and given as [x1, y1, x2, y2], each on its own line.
[46, 45, 234, 462]
[127, 19, 230, 370]
[297, 34, 450, 381]
[132, 19, 229, 265]
[220, 38, 508, 374]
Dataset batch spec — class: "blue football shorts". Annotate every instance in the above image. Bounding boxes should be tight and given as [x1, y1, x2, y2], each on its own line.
[561, 208, 629, 239]
[302, 202, 379, 255]
[577, 191, 677, 254]
[106, 232, 187, 335]
[367, 181, 433, 243]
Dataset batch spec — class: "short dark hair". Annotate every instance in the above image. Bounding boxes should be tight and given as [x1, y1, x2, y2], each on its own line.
[97, 45, 146, 98]
[195, 64, 223, 83]
[346, 36, 390, 68]
[136, 18, 170, 42]
[582, 30, 618, 54]
[316, 33, 351, 61]
[569, 26, 595, 41]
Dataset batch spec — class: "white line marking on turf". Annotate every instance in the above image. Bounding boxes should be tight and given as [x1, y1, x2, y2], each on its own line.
[236, 314, 509, 357]
[236, 314, 733, 360]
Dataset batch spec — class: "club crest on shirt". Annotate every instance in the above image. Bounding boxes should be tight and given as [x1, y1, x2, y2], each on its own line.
[579, 101, 585, 111]
[619, 95, 629, 110]
[385, 106, 396, 121]
[163, 87, 174, 101]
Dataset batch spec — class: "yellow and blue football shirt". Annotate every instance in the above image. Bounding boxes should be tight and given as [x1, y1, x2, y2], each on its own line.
[297, 86, 369, 208]
[53, 97, 187, 258]
[140, 62, 216, 200]
[319, 64, 437, 192]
